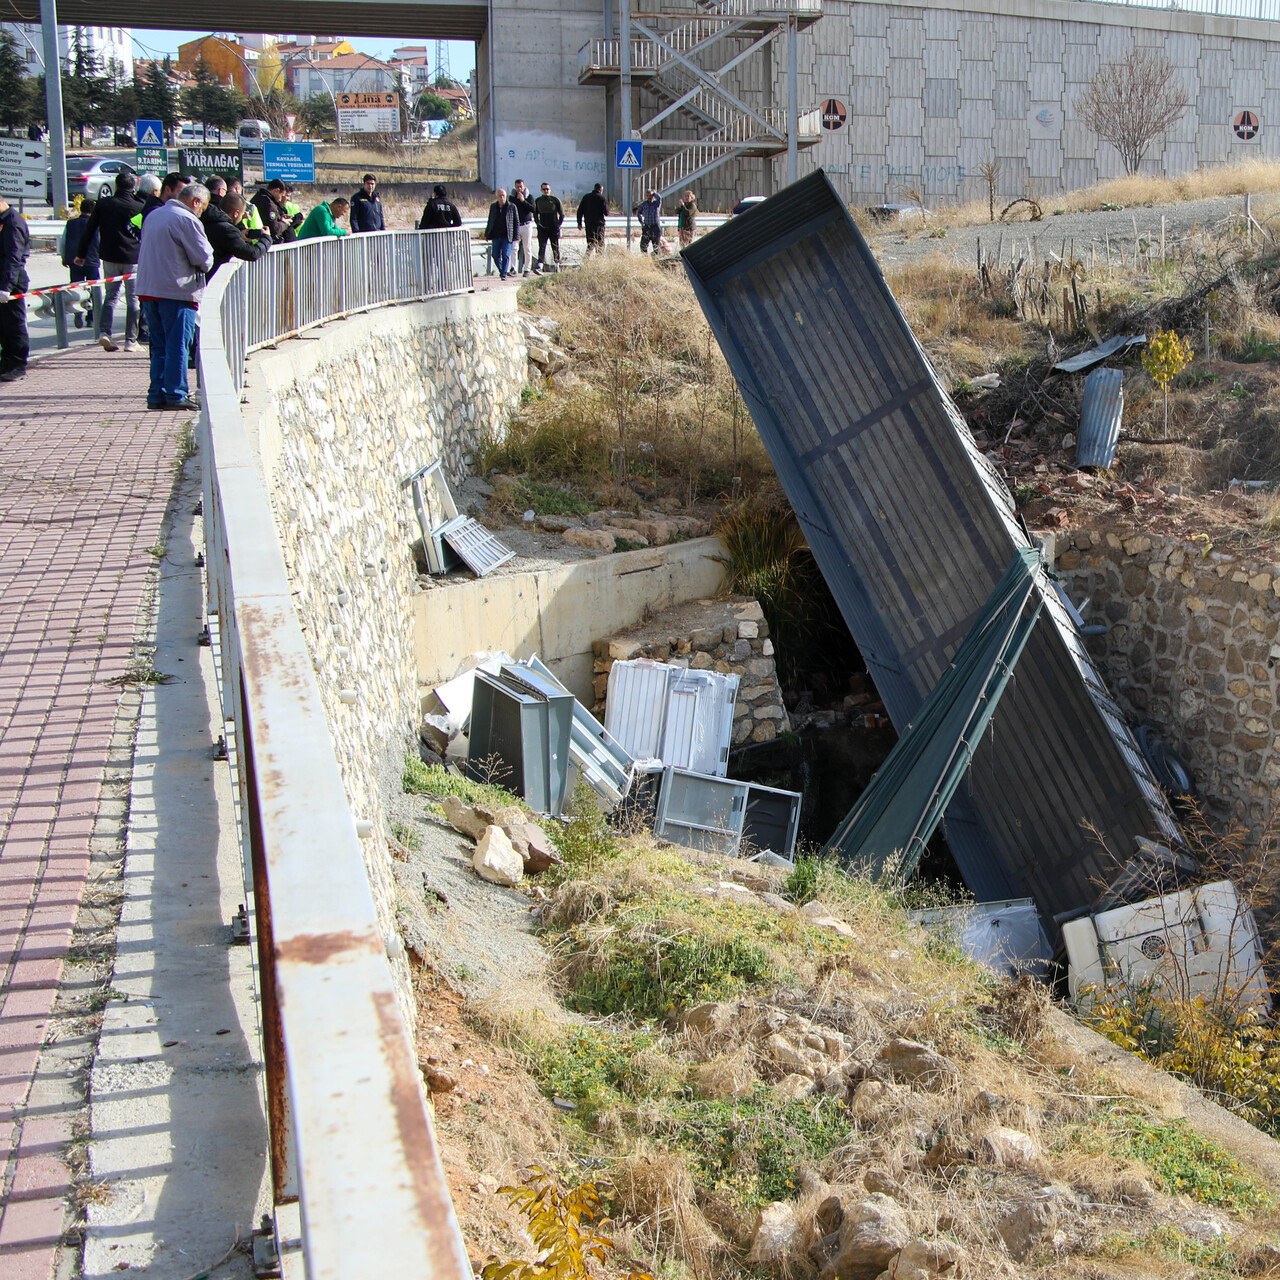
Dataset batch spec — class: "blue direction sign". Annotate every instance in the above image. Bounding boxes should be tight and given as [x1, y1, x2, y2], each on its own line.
[263, 141, 316, 183]
[615, 139, 643, 169]
[135, 118, 165, 148]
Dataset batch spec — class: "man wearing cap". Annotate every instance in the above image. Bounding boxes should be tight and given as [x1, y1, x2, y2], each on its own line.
[636, 189, 662, 255]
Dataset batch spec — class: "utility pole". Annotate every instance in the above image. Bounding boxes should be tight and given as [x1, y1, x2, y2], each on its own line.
[41, 0, 68, 349]
[603, 0, 616, 203]
[786, 16, 798, 185]
[621, 0, 632, 250]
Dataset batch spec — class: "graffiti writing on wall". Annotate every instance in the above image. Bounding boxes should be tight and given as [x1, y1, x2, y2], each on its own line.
[495, 130, 607, 196]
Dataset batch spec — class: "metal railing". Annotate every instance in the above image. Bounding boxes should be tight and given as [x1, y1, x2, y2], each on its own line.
[198, 228, 476, 1277]
[216, 228, 472, 393]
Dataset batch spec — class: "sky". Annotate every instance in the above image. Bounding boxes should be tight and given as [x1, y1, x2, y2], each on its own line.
[129, 29, 478, 81]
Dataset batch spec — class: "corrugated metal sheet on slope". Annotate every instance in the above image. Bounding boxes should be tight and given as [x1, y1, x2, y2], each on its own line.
[1075, 368, 1124, 468]
[681, 170, 1182, 925]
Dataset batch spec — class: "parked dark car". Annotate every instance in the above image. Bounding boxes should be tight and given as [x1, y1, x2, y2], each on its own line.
[47, 155, 136, 205]
[731, 195, 766, 216]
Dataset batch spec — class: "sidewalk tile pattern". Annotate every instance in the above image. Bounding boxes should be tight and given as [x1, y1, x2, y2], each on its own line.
[0, 350, 180, 1279]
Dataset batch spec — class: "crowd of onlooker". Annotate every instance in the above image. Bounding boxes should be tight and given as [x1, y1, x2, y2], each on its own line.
[0, 170, 703, 395]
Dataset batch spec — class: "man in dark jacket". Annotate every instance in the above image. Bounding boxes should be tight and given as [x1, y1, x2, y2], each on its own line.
[76, 171, 143, 350]
[0, 197, 31, 381]
[419, 184, 462, 230]
[576, 183, 608, 255]
[484, 188, 518, 280]
[533, 182, 564, 273]
[350, 174, 384, 232]
[635, 189, 662, 254]
[201, 193, 271, 278]
[252, 180, 303, 244]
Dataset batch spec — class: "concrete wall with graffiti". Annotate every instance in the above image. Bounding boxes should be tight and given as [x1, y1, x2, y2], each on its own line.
[782, 0, 1280, 207]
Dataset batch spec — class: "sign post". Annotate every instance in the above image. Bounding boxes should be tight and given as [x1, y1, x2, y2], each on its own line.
[336, 92, 400, 135]
[0, 138, 46, 201]
[616, 138, 642, 252]
[40, 0, 68, 347]
[263, 141, 315, 184]
[179, 147, 244, 185]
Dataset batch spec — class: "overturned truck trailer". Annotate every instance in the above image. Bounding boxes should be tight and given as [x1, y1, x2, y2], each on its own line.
[683, 171, 1181, 924]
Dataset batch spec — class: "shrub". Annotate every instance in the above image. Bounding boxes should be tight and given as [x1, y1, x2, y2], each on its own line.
[402, 755, 523, 811]
[551, 783, 620, 875]
[567, 928, 773, 1020]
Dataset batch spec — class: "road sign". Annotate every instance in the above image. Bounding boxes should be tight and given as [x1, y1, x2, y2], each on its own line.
[135, 145, 168, 178]
[178, 147, 243, 184]
[135, 118, 165, 148]
[616, 139, 643, 169]
[337, 91, 400, 134]
[0, 138, 45, 200]
[821, 99, 847, 130]
[1234, 109, 1261, 141]
[263, 141, 315, 183]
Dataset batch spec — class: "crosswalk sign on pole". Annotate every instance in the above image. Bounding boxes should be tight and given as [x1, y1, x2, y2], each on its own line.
[135, 118, 165, 148]
[615, 139, 643, 169]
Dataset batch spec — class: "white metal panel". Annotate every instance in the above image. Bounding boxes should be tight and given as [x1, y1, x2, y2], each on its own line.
[604, 659, 674, 761]
[661, 687, 699, 770]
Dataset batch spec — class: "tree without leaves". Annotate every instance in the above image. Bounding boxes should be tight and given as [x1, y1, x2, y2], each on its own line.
[1075, 49, 1190, 176]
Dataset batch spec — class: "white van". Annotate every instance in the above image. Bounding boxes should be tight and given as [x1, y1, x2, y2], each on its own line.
[237, 119, 271, 154]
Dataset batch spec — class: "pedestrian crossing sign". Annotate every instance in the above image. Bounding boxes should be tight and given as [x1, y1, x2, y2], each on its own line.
[135, 119, 164, 148]
[615, 139, 644, 169]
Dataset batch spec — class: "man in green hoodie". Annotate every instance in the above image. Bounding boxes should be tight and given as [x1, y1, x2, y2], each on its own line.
[297, 198, 349, 240]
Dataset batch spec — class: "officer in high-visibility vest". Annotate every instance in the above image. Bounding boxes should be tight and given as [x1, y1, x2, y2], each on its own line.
[229, 177, 264, 233]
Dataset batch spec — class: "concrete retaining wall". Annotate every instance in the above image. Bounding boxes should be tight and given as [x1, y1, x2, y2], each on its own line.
[242, 291, 527, 946]
[1057, 526, 1280, 836]
[413, 536, 728, 701]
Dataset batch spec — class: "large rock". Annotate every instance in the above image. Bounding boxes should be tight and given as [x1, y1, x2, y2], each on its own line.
[763, 1032, 825, 1076]
[884, 1238, 962, 1279]
[507, 820, 560, 873]
[774, 1072, 816, 1101]
[748, 1201, 799, 1266]
[996, 1186, 1075, 1260]
[442, 794, 487, 842]
[877, 1039, 959, 1090]
[681, 1001, 738, 1035]
[821, 1195, 912, 1280]
[472, 825, 524, 886]
[978, 1126, 1040, 1171]
[562, 527, 616, 553]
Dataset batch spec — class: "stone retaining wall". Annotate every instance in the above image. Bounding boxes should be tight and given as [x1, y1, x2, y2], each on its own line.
[595, 596, 791, 746]
[1055, 526, 1280, 834]
[242, 292, 527, 970]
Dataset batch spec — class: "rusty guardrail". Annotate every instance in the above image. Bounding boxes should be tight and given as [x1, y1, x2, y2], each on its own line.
[198, 229, 475, 1277]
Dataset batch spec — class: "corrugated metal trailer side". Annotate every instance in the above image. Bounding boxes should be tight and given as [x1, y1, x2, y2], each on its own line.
[682, 171, 1181, 923]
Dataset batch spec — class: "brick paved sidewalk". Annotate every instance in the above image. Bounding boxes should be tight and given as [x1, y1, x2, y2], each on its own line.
[0, 349, 182, 1278]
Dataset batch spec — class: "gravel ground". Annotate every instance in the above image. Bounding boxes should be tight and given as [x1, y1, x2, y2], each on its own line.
[870, 190, 1271, 270]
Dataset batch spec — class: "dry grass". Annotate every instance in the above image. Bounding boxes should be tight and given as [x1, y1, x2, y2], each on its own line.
[493, 255, 774, 502]
[920, 158, 1280, 229]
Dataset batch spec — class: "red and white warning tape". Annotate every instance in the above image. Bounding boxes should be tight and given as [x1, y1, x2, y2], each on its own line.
[9, 270, 137, 300]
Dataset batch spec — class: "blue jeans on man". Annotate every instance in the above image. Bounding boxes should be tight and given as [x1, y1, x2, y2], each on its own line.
[491, 237, 512, 279]
[142, 298, 198, 407]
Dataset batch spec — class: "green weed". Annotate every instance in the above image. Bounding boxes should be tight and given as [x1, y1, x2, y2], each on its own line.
[518, 479, 590, 517]
[390, 820, 421, 851]
[403, 755, 523, 811]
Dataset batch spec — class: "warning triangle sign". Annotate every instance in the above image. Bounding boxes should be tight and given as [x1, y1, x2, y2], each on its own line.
[619, 146, 638, 167]
[138, 123, 163, 147]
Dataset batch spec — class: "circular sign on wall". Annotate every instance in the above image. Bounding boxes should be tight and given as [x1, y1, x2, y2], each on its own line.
[821, 99, 847, 130]
[1234, 109, 1261, 141]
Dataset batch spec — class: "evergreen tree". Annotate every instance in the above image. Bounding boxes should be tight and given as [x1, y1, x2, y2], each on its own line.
[179, 57, 245, 137]
[138, 62, 179, 138]
[0, 33, 30, 134]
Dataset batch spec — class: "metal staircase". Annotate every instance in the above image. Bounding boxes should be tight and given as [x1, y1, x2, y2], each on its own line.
[580, 0, 823, 198]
